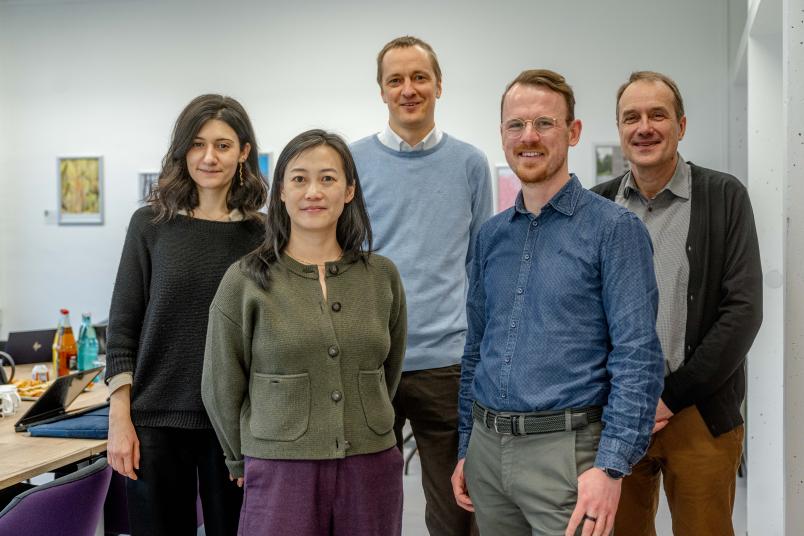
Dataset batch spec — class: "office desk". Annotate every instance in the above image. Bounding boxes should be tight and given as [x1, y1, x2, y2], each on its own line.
[0, 364, 108, 490]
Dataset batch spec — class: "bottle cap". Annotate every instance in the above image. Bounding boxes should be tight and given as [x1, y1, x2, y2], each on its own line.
[60, 308, 69, 314]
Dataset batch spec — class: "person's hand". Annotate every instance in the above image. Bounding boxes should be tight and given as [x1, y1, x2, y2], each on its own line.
[451, 458, 475, 512]
[565, 467, 621, 536]
[652, 398, 674, 433]
[652, 419, 669, 433]
[107, 386, 140, 480]
[655, 398, 673, 422]
[230, 475, 244, 488]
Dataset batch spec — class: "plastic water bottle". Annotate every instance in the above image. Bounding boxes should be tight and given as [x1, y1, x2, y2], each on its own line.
[77, 313, 99, 372]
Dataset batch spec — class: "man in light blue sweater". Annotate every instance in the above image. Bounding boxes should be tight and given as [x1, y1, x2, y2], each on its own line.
[351, 36, 493, 536]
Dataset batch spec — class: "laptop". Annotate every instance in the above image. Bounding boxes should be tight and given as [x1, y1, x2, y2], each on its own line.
[5, 325, 107, 365]
[14, 366, 107, 432]
[4, 329, 56, 365]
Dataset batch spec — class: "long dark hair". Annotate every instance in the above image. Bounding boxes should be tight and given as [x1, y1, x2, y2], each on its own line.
[242, 129, 372, 289]
[149, 94, 268, 222]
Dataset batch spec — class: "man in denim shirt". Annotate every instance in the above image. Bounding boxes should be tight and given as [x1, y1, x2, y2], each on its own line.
[450, 69, 664, 536]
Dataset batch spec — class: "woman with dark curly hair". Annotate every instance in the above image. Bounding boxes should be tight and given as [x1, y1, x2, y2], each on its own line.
[105, 94, 268, 536]
[203, 129, 407, 536]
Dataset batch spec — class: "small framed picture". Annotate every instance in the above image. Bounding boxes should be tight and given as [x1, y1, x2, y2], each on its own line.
[138, 172, 160, 204]
[594, 144, 630, 184]
[258, 152, 273, 182]
[57, 156, 104, 225]
[495, 164, 520, 213]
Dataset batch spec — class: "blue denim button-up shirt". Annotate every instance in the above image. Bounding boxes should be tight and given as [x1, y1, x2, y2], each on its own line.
[458, 175, 664, 474]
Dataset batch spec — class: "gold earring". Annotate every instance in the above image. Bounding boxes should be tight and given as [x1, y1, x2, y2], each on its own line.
[239, 162, 244, 186]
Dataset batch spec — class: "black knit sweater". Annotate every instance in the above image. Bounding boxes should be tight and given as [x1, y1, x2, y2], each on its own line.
[106, 206, 264, 429]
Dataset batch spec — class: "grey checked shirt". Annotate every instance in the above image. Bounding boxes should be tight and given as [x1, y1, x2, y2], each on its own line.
[615, 155, 691, 374]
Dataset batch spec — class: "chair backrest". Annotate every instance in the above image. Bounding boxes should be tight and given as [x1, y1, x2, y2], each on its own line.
[0, 457, 112, 536]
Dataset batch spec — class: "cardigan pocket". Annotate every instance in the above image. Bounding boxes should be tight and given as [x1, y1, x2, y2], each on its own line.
[249, 372, 310, 441]
[358, 369, 394, 435]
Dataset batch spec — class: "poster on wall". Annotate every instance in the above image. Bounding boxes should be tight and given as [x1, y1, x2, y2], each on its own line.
[594, 144, 630, 184]
[57, 156, 104, 225]
[496, 164, 520, 213]
[138, 172, 160, 204]
[258, 152, 273, 182]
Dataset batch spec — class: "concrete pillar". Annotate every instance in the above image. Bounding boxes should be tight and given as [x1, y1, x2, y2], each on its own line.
[745, 0, 804, 533]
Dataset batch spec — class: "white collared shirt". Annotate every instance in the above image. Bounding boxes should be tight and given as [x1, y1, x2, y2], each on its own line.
[377, 124, 442, 152]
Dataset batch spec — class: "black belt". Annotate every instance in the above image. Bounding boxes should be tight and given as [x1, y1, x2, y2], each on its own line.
[472, 401, 602, 435]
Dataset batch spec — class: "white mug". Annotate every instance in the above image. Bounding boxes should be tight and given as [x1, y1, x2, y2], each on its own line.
[0, 384, 21, 417]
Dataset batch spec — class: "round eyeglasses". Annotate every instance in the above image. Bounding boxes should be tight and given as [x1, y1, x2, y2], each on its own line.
[503, 116, 561, 138]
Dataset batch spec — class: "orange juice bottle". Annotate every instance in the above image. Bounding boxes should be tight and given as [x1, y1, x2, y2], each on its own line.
[52, 309, 77, 377]
[52, 319, 63, 376]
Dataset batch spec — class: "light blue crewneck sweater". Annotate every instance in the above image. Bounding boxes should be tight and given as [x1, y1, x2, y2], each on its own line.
[351, 133, 493, 372]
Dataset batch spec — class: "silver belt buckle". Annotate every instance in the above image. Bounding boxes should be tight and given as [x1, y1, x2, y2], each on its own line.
[493, 414, 502, 434]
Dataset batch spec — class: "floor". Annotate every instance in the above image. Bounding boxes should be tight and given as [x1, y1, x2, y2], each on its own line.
[400, 448, 747, 536]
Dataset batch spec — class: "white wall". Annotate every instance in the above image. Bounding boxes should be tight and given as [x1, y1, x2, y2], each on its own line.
[0, 0, 730, 337]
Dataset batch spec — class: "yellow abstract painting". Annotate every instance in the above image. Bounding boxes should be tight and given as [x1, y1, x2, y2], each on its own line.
[58, 156, 103, 224]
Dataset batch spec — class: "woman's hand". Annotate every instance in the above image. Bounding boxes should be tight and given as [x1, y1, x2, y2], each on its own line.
[230, 474, 244, 488]
[107, 385, 140, 480]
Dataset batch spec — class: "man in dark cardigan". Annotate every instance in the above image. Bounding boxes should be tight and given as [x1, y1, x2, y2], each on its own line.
[592, 71, 763, 536]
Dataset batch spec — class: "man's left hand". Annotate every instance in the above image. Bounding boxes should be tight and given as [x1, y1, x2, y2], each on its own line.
[565, 467, 621, 536]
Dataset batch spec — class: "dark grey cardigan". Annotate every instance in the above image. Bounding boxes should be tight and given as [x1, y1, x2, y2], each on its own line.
[593, 163, 762, 437]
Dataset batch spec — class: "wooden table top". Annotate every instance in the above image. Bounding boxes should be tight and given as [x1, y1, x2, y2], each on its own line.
[0, 364, 108, 490]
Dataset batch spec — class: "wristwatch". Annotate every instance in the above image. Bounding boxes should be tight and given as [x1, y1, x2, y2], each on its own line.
[602, 467, 625, 480]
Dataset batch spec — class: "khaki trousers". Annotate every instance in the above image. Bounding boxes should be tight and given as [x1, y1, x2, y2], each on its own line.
[464, 417, 601, 536]
[615, 405, 743, 536]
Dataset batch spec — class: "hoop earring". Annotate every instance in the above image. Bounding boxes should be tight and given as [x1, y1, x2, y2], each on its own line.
[239, 162, 245, 186]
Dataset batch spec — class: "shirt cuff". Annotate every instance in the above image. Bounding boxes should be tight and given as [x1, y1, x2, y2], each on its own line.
[225, 458, 245, 479]
[457, 432, 471, 459]
[594, 435, 637, 475]
[107, 372, 133, 396]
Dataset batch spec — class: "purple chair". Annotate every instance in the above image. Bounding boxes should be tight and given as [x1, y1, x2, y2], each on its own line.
[0, 457, 112, 536]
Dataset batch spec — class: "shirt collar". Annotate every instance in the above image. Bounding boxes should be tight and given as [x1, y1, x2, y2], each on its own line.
[510, 174, 583, 221]
[377, 124, 442, 152]
[622, 153, 690, 201]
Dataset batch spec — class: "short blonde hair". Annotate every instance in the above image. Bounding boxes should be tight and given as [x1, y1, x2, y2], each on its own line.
[376, 35, 442, 86]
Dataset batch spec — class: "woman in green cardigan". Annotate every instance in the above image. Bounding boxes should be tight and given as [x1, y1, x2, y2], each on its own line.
[202, 129, 407, 536]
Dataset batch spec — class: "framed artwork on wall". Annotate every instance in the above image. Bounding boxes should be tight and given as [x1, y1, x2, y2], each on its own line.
[495, 164, 520, 213]
[594, 144, 630, 184]
[258, 152, 273, 182]
[138, 171, 160, 204]
[57, 156, 104, 225]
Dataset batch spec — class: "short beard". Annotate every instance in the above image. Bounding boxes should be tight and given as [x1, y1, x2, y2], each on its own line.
[514, 153, 565, 184]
